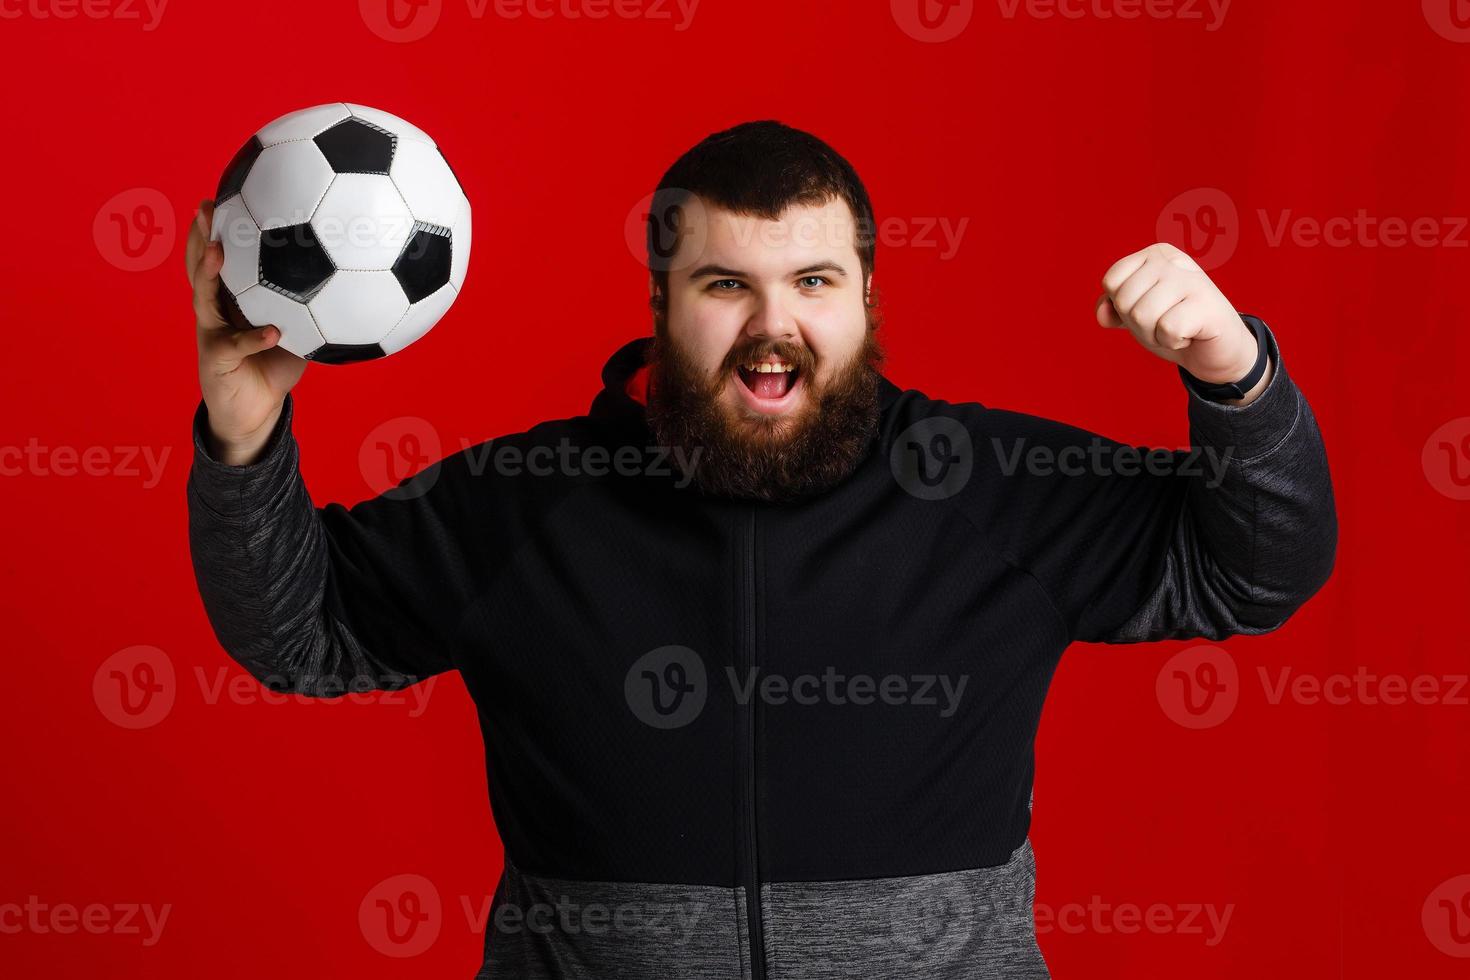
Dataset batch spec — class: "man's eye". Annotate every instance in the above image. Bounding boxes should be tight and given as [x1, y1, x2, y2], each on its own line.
[799, 276, 830, 289]
[710, 279, 745, 291]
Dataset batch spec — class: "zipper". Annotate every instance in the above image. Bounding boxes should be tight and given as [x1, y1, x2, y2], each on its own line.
[737, 506, 767, 980]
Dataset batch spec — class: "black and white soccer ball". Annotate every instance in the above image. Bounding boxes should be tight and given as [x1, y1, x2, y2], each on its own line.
[210, 103, 470, 364]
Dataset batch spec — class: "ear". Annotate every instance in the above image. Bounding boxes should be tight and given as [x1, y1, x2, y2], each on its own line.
[865, 273, 874, 304]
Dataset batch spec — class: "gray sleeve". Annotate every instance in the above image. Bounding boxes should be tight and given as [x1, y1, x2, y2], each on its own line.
[1100, 325, 1338, 642]
[186, 393, 461, 695]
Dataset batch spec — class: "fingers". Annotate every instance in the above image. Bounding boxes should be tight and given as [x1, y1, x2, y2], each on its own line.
[1099, 243, 1199, 348]
[1131, 284, 1192, 350]
[1095, 293, 1124, 328]
[185, 199, 214, 286]
[1154, 300, 1200, 352]
[191, 220, 228, 332]
[200, 324, 281, 377]
[1100, 246, 1150, 298]
[1108, 265, 1162, 322]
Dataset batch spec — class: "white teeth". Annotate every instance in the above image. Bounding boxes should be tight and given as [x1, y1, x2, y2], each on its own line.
[743, 362, 795, 373]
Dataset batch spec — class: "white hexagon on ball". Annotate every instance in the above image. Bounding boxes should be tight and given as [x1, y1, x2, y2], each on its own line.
[312, 174, 414, 271]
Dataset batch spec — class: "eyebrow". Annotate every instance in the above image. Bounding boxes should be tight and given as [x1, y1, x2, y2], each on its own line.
[687, 262, 850, 280]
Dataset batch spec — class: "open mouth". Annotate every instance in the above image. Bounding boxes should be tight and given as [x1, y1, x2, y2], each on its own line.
[735, 359, 803, 410]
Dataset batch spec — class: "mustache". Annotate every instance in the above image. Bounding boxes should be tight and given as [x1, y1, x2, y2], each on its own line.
[720, 340, 816, 375]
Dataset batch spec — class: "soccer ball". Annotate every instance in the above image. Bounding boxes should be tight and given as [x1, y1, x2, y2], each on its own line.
[210, 103, 471, 364]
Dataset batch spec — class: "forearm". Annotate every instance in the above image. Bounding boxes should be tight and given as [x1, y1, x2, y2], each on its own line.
[1105, 328, 1337, 641]
[186, 394, 415, 694]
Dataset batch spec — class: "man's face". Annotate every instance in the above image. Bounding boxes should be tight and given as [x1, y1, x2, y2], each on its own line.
[646, 196, 884, 501]
[661, 197, 870, 429]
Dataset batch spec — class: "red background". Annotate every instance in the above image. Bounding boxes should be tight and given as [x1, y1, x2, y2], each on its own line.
[3, 0, 1469, 976]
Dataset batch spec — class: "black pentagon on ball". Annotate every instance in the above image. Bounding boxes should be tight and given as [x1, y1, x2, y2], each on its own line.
[313, 118, 396, 174]
[308, 342, 387, 365]
[259, 222, 336, 302]
[393, 222, 452, 303]
[216, 135, 263, 203]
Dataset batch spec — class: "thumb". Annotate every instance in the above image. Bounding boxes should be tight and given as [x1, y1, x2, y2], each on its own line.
[230, 324, 282, 361]
[1095, 293, 1125, 329]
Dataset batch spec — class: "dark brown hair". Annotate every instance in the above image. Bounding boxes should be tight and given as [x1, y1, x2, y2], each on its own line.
[646, 121, 880, 324]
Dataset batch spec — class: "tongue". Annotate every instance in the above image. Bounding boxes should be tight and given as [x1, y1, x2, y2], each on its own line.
[749, 370, 792, 400]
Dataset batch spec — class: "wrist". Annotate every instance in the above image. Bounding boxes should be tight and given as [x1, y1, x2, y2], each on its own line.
[1223, 354, 1273, 406]
[1179, 314, 1273, 404]
[205, 405, 282, 467]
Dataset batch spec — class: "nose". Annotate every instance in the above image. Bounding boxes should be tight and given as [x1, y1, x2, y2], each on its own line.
[744, 292, 796, 343]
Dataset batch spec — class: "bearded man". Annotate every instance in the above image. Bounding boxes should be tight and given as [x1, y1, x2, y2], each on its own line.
[185, 120, 1336, 979]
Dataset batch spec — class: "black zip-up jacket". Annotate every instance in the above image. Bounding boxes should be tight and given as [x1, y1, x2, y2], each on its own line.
[187, 324, 1336, 978]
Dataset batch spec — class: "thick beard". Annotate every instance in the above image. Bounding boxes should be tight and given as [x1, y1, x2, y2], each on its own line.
[645, 326, 885, 503]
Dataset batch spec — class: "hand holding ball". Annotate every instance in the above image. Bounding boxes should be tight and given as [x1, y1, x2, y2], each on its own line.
[210, 103, 471, 364]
